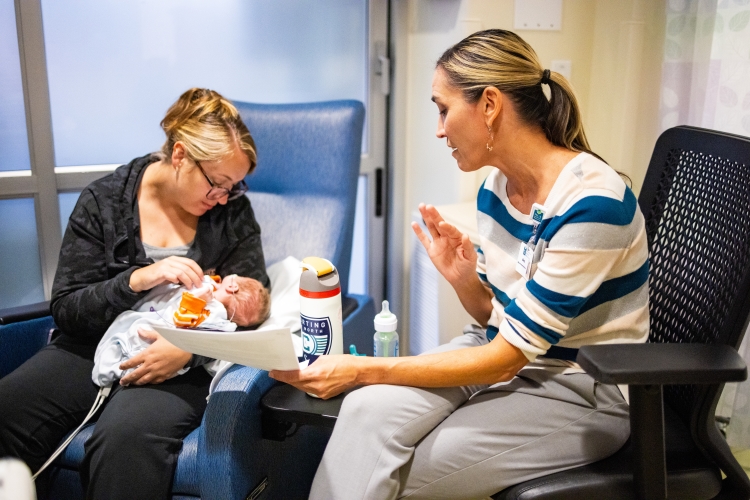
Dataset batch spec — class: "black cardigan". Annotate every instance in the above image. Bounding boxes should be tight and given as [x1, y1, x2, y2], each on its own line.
[50, 154, 269, 351]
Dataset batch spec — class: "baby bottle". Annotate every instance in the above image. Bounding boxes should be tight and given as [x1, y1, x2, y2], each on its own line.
[373, 300, 399, 357]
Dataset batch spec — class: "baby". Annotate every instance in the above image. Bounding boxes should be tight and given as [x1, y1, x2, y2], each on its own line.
[92, 274, 270, 387]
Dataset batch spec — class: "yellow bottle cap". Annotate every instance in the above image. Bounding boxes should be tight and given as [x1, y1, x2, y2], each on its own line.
[301, 256, 334, 277]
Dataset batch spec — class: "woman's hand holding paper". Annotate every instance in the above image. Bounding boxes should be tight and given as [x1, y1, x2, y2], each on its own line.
[270, 355, 361, 400]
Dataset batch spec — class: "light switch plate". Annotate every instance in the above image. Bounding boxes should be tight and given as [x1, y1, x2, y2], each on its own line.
[550, 60, 572, 81]
[514, 0, 563, 31]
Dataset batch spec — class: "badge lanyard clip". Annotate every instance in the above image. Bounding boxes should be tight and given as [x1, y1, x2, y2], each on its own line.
[515, 203, 546, 280]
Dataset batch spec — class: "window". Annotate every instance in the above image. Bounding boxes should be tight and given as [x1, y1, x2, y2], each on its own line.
[0, 0, 43, 309]
[0, 0, 30, 172]
[42, 0, 369, 166]
[0, 199, 45, 308]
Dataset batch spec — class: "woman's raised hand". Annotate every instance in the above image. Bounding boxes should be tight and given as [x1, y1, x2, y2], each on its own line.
[412, 203, 477, 286]
[129, 256, 204, 293]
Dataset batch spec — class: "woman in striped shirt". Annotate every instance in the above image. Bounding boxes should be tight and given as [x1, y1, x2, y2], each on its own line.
[272, 29, 648, 500]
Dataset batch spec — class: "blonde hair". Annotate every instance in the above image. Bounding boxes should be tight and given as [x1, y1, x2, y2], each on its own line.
[437, 29, 602, 161]
[228, 276, 270, 327]
[160, 88, 258, 173]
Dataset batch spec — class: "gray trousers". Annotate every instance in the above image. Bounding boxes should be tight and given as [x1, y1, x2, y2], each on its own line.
[309, 329, 630, 500]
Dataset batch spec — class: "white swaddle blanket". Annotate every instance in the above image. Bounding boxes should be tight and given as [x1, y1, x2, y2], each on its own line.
[92, 276, 237, 387]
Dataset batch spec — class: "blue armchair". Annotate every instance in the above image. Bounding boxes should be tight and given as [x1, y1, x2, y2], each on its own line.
[0, 99, 376, 499]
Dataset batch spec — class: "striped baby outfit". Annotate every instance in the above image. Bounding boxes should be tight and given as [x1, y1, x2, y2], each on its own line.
[477, 152, 649, 372]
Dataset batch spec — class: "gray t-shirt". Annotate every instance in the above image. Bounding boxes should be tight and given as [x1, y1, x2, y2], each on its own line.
[142, 241, 192, 262]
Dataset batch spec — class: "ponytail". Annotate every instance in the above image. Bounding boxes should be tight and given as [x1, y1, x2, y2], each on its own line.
[437, 29, 604, 163]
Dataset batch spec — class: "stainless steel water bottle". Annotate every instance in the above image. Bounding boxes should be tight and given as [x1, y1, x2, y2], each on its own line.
[299, 257, 343, 369]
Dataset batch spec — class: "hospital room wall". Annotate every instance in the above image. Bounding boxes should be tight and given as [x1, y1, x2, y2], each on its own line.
[387, 0, 666, 350]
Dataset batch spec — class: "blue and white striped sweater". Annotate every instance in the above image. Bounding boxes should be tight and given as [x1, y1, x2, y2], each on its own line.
[477, 153, 649, 370]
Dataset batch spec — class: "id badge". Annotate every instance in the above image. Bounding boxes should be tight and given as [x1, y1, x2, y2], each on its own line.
[515, 243, 532, 279]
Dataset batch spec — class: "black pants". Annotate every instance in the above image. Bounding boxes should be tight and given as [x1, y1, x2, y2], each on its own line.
[0, 335, 211, 500]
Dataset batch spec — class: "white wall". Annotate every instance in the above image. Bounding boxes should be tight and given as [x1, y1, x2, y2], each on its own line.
[388, 0, 666, 349]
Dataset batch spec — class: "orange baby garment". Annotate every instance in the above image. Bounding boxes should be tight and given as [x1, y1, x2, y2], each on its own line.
[173, 292, 211, 328]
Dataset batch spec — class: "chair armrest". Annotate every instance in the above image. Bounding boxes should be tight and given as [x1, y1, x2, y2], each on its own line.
[577, 343, 747, 385]
[0, 316, 55, 379]
[0, 301, 51, 325]
[197, 364, 278, 500]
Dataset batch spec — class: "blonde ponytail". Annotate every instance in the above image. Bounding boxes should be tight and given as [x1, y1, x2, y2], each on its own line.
[161, 88, 257, 173]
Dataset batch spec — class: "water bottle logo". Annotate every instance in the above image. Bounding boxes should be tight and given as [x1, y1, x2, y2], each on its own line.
[301, 314, 332, 364]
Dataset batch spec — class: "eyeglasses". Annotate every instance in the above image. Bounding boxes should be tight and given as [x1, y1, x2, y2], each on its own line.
[193, 159, 248, 201]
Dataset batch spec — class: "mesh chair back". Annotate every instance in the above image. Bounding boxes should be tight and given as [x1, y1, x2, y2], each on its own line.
[638, 126, 750, 421]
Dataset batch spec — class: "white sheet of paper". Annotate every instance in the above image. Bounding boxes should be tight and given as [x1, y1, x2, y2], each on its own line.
[153, 325, 300, 372]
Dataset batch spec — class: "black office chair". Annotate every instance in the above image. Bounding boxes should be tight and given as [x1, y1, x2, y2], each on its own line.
[494, 126, 750, 499]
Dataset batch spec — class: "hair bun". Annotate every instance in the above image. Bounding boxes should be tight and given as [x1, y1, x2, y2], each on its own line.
[159, 88, 258, 174]
[189, 88, 212, 102]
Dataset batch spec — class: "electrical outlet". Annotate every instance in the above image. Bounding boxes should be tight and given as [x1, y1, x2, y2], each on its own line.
[550, 60, 572, 81]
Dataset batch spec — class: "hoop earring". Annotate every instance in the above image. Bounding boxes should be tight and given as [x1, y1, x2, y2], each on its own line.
[486, 126, 494, 152]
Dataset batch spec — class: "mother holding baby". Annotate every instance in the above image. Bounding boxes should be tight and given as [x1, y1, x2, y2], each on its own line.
[0, 88, 270, 499]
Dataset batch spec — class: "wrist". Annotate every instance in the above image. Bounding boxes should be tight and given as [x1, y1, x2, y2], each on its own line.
[183, 354, 195, 369]
[356, 357, 389, 386]
[129, 268, 147, 293]
[451, 273, 478, 294]
[129, 269, 142, 293]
